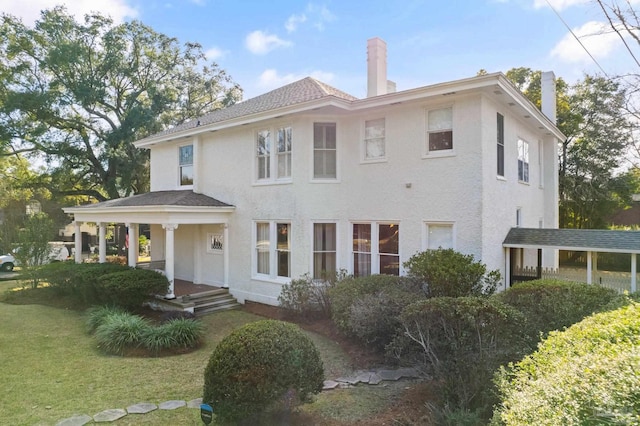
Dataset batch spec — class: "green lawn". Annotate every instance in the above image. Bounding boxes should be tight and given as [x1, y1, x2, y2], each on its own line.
[0, 280, 408, 425]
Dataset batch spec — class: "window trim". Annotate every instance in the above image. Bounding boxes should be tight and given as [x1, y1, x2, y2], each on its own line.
[350, 221, 400, 277]
[497, 113, 505, 177]
[252, 220, 292, 283]
[361, 117, 387, 163]
[424, 105, 454, 157]
[422, 221, 456, 251]
[517, 138, 530, 184]
[253, 125, 293, 185]
[312, 122, 339, 181]
[178, 143, 194, 188]
[311, 221, 339, 280]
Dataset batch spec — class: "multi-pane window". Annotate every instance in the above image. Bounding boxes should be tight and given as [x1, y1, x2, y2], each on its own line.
[425, 223, 454, 250]
[256, 130, 271, 180]
[352, 222, 399, 277]
[314, 122, 337, 179]
[313, 223, 336, 279]
[277, 127, 292, 178]
[255, 221, 291, 279]
[179, 145, 193, 186]
[364, 118, 385, 160]
[427, 107, 453, 152]
[517, 139, 529, 183]
[497, 113, 504, 177]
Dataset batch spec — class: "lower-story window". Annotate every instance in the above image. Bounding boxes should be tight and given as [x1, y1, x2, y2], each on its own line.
[352, 222, 399, 277]
[313, 223, 337, 279]
[424, 222, 454, 250]
[255, 221, 291, 279]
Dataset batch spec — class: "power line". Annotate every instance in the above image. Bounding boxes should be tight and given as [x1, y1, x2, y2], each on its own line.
[545, 0, 610, 77]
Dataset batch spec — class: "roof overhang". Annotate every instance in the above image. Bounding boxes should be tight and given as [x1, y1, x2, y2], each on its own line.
[503, 228, 640, 255]
[64, 205, 235, 225]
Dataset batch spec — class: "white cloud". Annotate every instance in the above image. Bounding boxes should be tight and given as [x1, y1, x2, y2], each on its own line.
[532, 0, 588, 10]
[258, 69, 334, 91]
[3, 0, 138, 25]
[307, 3, 336, 31]
[550, 20, 621, 63]
[204, 47, 226, 61]
[245, 30, 292, 55]
[285, 13, 307, 33]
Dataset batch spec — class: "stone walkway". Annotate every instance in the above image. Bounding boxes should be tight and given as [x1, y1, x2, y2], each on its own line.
[55, 367, 423, 425]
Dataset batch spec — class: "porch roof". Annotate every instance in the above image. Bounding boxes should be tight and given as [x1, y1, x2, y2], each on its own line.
[503, 228, 640, 254]
[63, 190, 235, 224]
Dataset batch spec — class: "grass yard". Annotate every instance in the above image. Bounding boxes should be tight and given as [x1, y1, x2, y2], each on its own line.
[0, 280, 427, 425]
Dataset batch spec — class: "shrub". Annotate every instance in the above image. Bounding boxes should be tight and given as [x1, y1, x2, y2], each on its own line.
[160, 318, 204, 348]
[159, 310, 196, 323]
[278, 270, 348, 320]
[95, 268, 169, 310]
[203, 320, 324, 423]
[94, 311, 150, 355]
[495, 279, 619, 344]
[85, 305, 127, 334]
[35, 261, 78, 294]
[404, 248, 500, 297]
[391, 297, 527, 416]
[492, 302, 640, 425]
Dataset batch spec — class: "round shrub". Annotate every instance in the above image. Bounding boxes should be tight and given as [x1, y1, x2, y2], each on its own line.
[403, 248, 500, 297]
[495, 279, 619, 344]
[203, 320, 324, 423]
[96, 268, 169, 309]
[493, 302, 640, 425]
[94, 311, 150, 355]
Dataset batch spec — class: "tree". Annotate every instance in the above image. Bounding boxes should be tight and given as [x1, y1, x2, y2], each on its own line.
[13, 212, 56, 288]
[0, 7, 241, 201]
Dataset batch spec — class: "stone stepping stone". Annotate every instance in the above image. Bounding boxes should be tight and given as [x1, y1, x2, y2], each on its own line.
[368, 373, 383, 385]
[377, 369, 403, 381]
[187, 398, 203, 408]
[93, 408, 127, 423]
[159, 400, 186, 410]
[127, 402, 157, 414]
[55, 414, 92, 426]
[396, 367, 421, 378]
[322, 380, 340, 390]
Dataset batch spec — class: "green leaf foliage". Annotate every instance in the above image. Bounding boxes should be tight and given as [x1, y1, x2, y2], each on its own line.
[96, 268, 168, 310]
[203, 320, 324, 423]
[492, 302, 640, 425]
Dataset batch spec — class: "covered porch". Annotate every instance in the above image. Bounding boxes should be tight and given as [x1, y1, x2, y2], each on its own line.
[63, 190, 235, 299]
[503, 228, 640, 293]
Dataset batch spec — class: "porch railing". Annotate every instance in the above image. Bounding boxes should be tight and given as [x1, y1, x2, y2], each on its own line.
[513, 266, 638, 294]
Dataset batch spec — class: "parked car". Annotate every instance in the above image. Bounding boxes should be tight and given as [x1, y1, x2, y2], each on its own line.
[0, 254, 15, 272]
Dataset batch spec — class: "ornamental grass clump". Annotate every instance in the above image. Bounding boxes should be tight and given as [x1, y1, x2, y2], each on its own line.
[93, 311, 150, 355]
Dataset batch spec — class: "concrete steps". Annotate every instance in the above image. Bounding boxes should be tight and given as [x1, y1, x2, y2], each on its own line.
[186, 289, 242, 316]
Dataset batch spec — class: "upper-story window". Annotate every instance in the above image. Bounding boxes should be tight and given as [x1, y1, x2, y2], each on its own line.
[179, 144, 193, 186]
[313, 122, 337, 179]
[427, 107, 453, 152]
[363, 118, 385, 161]
[497, 113, 505, 177]
[256, 126, 292, 183]
[517, 138, 529, 183]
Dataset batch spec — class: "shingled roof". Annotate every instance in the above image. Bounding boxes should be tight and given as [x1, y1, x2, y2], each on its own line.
[139, 77, 358, 142]
[503, 228, 640, 254]
[71, 190, 233, 209]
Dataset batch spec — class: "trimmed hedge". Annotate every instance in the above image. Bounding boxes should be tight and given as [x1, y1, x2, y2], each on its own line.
[492, 302, 640, 425]
[96, 268, 168, 310]
[203, 320, 324, 423]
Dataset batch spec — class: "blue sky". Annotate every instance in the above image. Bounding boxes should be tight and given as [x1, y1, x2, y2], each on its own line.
[3, 0, 639, 100]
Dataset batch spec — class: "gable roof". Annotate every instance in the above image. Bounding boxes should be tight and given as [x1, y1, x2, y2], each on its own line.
[137, 77, 358, 144]
[503, 228, 640, 254]
[67, 190, 233, 210]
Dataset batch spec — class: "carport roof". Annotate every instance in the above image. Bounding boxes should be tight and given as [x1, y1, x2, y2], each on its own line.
[503, 228, 640, 254]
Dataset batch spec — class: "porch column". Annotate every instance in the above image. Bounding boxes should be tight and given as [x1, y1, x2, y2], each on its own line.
[586, 251, 593, 285]
[504, 247, 511, 290]
[223, 223, 229, 288]
[74, 221, 82, 263]
[632, 254, 637, 293]
[162, 223, 178, 299]
[98, 223, 107, 263]
[126, 223, 139, 267]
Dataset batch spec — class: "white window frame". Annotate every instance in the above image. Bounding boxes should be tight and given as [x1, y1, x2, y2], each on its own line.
[178, 144, 194, 187]
[497, 113, 505, 177]
[362, 117, 386, 163]
[424, 106, 454, 157]
[254, 125, 293, 185]
[538, 140, 544, 188]
[311, 221, 339, 280]
[252, 220, 292, 282]
[517, 138, 530, 183]
[423, 222, 455, 251]
[312, 122, 338, 181]
[350, 221, 400, 277]
[206, 233, 224, 254]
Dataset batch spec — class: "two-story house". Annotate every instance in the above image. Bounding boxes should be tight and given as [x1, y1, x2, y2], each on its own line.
[64, 38, 563, 305]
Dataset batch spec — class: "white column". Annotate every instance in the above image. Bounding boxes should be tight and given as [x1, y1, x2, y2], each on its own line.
[631, 254, 637, 293]
[74, 222, 82, 263]
[126, 223, 139, 267]
[504, 247, 511, 290]
[162, 224, 178, 299]
[223, 223, 230, 288]
[98, 223, 107, 263]
[586, 251, 592, 285]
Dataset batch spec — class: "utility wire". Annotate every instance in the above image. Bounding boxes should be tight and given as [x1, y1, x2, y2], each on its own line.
[545, 0, 610, 77]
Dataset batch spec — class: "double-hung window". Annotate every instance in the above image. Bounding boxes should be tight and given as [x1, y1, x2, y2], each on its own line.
[179, 144, 194, 186]
[427, 107, 453, 152]
[313, 122, 337, 179]
[256, 126, 292, 182]
[364, 118, 385, 161]
[497, 113, 504, 177]
[313, 223, 336, 279]
[255, 221, 291, 279]
[517, 138, 529, 183]
[352, 222, 399, 277]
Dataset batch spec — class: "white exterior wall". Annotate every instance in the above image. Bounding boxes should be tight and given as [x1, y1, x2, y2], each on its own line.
[148, 94, 557, 305]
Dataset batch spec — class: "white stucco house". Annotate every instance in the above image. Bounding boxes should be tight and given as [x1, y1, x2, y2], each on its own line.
[64, 38, 565, 305]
